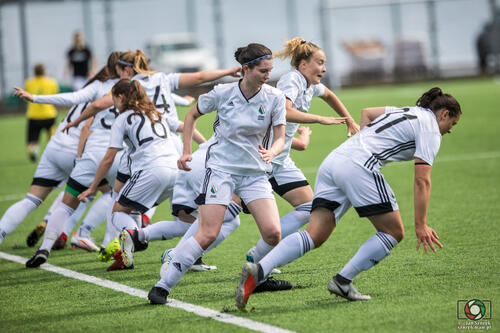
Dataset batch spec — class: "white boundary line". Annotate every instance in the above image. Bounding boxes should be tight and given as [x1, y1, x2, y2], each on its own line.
[0, 193, 25, 202]
[0, 252, 294, 333]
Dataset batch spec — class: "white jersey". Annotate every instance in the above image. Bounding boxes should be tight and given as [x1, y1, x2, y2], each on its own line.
[132, 72, 182, 134]
[33, 79, 115, 154]
[274, 69, 326, 164]
[334, 106, 442, 171]
[197, 81, 287, 175]
[109, 109, 179, 173]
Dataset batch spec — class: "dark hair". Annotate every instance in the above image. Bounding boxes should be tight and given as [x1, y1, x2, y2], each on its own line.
[83, 51, 122, 88]
[34, 63, 45, 76]
[416, 87, 462, 118]
[234, 43, 272, 73]
[111, 79, 160, 123]
[274, 37, 322, 69]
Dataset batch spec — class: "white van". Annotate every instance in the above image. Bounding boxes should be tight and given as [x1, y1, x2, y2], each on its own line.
[146, 33, 218, 73]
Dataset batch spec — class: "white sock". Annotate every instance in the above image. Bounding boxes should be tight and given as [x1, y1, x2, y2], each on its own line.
[280, 202, 311, 238]
[339, 232, 398, 281]
[145, 217, 192, 241]
[77, 192, 112, 238]
[64, 198, 92, 235]
[252, 238, 275, 264]
[155, 236, 203, 292]
[111, 211, 137, 232]
[40, 202, 74, 251]
[259, 230, 315, 278]
[0, 193, 42, 243]
[130, 211, 142, 229]
[100, 193, 119, 248]
[144, 206, 157, 219]
[42, 191, 64, 222]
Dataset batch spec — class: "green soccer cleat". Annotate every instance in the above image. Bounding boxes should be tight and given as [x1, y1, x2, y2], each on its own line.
[98, 238, 120, 262]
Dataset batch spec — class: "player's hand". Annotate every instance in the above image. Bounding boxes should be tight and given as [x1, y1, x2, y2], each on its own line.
[78, 188, 96, 203]
[228, 66, 242, 78]
[416, 225, 443, 254]
[346, 118, 360, 137]
[183, 95, 196, 105]
[258, 144, 275, 164]
[13, 86, 34, 102]
[318, 116, 347, 125]
[178, 154, 192, 171]
[297, 126, 312, 137]
[61, 121, 78, 134]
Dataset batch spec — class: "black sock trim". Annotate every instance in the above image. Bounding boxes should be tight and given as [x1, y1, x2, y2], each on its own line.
[335, 273, 351, 284]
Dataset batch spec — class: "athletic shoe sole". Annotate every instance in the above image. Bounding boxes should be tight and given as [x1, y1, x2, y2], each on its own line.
[235, 263, 258, 311]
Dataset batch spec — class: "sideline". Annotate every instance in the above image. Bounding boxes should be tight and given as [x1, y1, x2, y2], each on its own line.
[0, 252, 294, 333]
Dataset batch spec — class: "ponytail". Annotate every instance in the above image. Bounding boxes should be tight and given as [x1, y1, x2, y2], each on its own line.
[274, 37, 322, 69]
[416, 87, 462, 117]
[83, 51, 122, 88]
[117, 50, 156, 76]
[111, 79, 160, 122]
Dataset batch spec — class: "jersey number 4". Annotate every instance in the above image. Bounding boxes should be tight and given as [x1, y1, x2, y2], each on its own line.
[127, 113, 167, 146]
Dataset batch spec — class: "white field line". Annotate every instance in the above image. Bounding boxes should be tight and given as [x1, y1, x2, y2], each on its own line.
[0, 252, 294, 333]
[0, 193, 25, 202]
[301, 150, 500, 174]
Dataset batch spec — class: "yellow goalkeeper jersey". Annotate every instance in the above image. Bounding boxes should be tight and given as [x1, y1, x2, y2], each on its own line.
[24, 76, 59, 119]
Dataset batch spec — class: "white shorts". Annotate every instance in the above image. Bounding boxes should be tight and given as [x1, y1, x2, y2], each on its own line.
[116, 152, 131, 183]
[312, 152, 398, 222]
[195, 168, 274, 206]
[270, 157, 308, 196]
[32, 144, 76, 187]
[66, 150, 122, 195]
[118, 166, 177, 213]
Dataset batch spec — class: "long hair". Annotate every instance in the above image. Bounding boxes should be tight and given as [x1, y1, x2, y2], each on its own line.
[111, 79, 160, 123]
[117, 50, 156, 75]
[274, 37, 322, 69]
[416, 87, 462, 117]
[83, 51, 122, 88]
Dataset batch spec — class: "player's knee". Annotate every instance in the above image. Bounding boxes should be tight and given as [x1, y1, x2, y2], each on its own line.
[389, 227, 404, 243]
[263, 229, 281, 246]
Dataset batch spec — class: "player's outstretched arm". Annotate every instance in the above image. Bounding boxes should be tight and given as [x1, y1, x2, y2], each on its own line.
[13, 86, 33, 102]
[178, 104, 203, 171]
[259, 124, 285, 164]
[178, 66, 241, 88]
[414, 158, 442, 254]
[320, 88, 359, 135]
[62, 94, 113, 133]
[285, 98, 346, 125]
[76, 117, 94, 158]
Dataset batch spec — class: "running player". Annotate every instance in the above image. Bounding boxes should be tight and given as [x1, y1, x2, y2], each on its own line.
[0, 53, 121, 248]
[147, 43, 287, 305]
[77, 79, 179, 271]
[246, 37, 358, 265]
[236, 87, 462, 309]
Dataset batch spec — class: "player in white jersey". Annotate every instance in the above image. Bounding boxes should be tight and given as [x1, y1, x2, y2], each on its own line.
[0, 53, 121, 247]
[61, 50, 241, 260]
[75, 80, 179, 268]
[147, 43, 287, 305]
[237, 87, 462, 309]
[246, 37, 360, 265]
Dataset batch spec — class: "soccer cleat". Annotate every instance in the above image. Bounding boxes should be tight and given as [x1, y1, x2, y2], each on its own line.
[189, 257, 217, 272]
[148, 286, 169, 305]
[52, 233, 68, 250]
[70, 232, 99, 252]
[235, 262, 259, 311]
[327, 276, 371, 301]
[120, 228, 148, 268]
[253, 277, 293, 293]
[106, 250, 134, 271]
[26, 249, 49, 268]
[160, 248, 174, 265]
[26, 221, 47, 247]
[246, 246, 281, 274]
[98, 238, 121, 262]
[141, 214, 150, 227]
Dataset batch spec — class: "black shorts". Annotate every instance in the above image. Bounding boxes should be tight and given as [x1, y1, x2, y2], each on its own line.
[27, 118, 56, 143]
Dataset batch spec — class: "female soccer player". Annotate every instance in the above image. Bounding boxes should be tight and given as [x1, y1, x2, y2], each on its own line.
[237, 87, 461, 309]
[0, 53, 121, 248]
[147, 43, 287, 305]
[62, 50, 241, 262]
[247, 37, 359, 264]
[77, 80, 179, 267]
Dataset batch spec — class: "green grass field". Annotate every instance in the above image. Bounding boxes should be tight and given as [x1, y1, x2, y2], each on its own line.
[0, 78, 498, 332]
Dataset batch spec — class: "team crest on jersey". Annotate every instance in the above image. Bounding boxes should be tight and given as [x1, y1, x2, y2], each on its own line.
[258, 105, 265, 120]
[210, 185, 217, 198]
